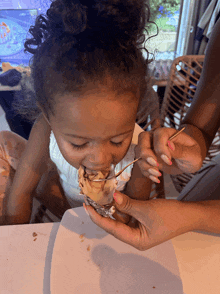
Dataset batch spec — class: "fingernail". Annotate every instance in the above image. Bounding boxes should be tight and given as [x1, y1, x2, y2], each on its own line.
[148, 168, 162, 177]
[167, 140, 175, 151]
[149, 175, 160, 183]
[147, 157, 159, 167]
[83, 203, 90, 216]
[161, 154, 172, 165]
[113, 192, 123, 205]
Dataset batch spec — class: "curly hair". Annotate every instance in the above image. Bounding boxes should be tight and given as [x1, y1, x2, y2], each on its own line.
[15, 0, 153, 121]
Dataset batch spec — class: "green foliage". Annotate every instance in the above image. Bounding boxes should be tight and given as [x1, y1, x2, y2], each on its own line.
[155, 17, 176, 32]
[147, 0, 181, 33]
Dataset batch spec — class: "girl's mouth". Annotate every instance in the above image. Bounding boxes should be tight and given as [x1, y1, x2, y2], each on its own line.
[82, 165, 113, 175]
[78, 165, 117, 205]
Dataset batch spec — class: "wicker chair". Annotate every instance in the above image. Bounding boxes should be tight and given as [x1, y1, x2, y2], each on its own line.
[160, 55, 220, 193]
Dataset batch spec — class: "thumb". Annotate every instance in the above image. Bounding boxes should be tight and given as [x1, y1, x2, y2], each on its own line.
[113, 191, 138, 218]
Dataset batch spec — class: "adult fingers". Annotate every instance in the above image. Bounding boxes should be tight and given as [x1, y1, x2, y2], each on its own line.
[136, 161, 162, 183]
[135, 132, 161, 182]
[136, 132, 159, 167]
[153, 128, 202, 172]
[153, 128, 177, 165]
[112, 191, 149, 225]
[85, 192, 142, 225]
[85, 203, 146, 250]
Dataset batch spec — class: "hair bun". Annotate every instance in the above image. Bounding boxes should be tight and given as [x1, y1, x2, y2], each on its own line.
[60, 0, 147, 48]
[87, 0, 146, 46]
[61, 1, 87, 35]
[25, 0, 148, 56]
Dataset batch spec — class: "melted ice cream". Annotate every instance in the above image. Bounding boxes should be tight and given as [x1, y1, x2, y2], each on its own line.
[78, 165, 117, 205]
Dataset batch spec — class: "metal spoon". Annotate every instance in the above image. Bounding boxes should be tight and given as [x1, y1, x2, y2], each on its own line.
[92, 127, 186, 182]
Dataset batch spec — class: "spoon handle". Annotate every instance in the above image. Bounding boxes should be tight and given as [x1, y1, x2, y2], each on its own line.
[115, 127, 185, 178]
[92, 127, 186, 182]
[168, 127, 185, 141]
[115, 157, 141, 178]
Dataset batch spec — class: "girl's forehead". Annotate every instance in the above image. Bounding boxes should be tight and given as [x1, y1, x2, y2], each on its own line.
[55, 90, 138, 114]
[52, 91, 138, 137]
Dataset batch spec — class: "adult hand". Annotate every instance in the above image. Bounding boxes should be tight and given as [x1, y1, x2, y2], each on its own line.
[135, 127, 204, 183]
[85, 191, 200, 250]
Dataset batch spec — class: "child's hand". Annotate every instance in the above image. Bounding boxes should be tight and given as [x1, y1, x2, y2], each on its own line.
[135, 127, 203, 183]
[85, 191, 200, 251]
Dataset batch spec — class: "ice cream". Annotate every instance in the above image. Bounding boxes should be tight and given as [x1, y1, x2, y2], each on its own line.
[78, 165, 117, 217]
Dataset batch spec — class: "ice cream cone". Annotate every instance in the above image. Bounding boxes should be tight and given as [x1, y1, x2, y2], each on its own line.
[78, 165, 117, 217]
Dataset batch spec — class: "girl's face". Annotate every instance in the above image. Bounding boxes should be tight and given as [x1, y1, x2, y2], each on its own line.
[49, 87, 139, 171]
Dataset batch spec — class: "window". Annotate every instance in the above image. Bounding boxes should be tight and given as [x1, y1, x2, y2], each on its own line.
[145, 1, 182, 60]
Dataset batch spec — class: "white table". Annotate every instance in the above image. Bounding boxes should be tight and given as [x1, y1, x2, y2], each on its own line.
[0, 222, 59, 293]
[1, 208, 220, 294]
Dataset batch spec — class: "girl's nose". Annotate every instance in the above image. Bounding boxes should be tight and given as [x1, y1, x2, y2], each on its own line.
[86, 144, 112, 170]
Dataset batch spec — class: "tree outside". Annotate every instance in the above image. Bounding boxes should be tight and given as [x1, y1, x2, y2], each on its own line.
[148, 0, 181, 33]
[145, 0, 182, 60]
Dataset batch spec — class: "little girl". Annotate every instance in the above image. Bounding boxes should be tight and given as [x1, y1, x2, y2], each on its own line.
[0, 0, 159, 225]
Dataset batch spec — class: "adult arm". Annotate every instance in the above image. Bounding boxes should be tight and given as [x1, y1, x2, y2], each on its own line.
[182, 17, 220, 152]
[136, 18, 220, 180]
[86, 191, 220, 250]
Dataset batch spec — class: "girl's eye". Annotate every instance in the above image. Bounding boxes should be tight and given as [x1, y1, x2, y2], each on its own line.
[111, 141, 123, 147]
[70, 142, 88, 150]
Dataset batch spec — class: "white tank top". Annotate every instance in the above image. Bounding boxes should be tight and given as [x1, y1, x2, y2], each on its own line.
[49, 123, 143, 207]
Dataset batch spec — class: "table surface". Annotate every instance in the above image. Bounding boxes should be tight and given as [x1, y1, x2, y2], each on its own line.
[50, 209, 183, 294]
[0, 222, 59, 294]
[1, 208, 220, 294]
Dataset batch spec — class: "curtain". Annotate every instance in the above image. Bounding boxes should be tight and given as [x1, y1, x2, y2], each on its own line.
[186, 0, 214, 54]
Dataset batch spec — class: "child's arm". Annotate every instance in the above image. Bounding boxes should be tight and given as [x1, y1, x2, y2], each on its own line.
[113, 163, 152, 225]
[112, 125, 153, 224]
[4, 113, 51, 225]
[123, 124, 152, 201]
[123, 162, 152, 201]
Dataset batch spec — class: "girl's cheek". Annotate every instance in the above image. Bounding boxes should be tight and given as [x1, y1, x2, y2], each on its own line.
[113, 146, 131, 164]
[58, 146, 85, 168]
